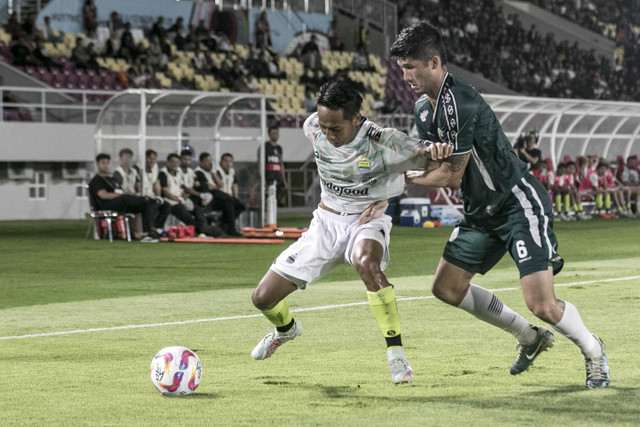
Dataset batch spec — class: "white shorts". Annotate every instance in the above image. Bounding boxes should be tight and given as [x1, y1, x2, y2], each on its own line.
[270, 207, 392, 289]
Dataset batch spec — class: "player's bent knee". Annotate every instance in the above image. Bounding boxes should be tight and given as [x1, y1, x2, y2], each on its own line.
[353, 253, 381, 275]
[251, 288, 276, 311]
[528, 302, 556, 323]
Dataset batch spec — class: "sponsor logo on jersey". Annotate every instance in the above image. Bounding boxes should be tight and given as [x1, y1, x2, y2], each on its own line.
[321, 179, 370, 197]
[314, 150, 332, 163]
[361, 177, 377, 185]
[331, 175, 354, 183]
[437, 128, 445, 140]
[449, 226, 459, 242]
[357, 157, 371, 173]
[420, 110, 429, 122]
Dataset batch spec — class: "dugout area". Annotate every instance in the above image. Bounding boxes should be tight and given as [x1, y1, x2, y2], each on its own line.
[93, 89, 276, 228]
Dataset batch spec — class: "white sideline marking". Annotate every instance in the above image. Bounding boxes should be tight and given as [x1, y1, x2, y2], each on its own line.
[1, 275, 639, 341]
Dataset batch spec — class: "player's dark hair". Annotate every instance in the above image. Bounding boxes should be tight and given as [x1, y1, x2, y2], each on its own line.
[180, 148, 193, 157]
[221, 152, 233, 161]
[390, 21, 447, 65]
[566, 161, 576, 167]
[95, 153, 110, 163]
[316, 79, 363, 120]
[199, 152, 211, 162]
[145, 149, 157, 158]
[268, 123, 279, 132]
[167, 153, 179, 162]
[119, 148, 133, 157]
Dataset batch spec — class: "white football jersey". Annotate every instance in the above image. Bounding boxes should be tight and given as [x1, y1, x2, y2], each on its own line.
[304, 113, 427, 213]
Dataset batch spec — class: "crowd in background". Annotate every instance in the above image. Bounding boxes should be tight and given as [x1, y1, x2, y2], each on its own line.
[392, 0, 640, 101]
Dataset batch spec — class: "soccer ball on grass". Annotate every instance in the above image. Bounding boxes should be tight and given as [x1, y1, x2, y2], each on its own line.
[150, 346, 202, 396]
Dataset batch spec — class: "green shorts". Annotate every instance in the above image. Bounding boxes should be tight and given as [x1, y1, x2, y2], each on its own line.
[443, 175, 564, 278]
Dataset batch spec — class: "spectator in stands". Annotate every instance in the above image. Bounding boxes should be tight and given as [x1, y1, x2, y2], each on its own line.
[32, 39, 62, 72]
[168, 17, 185, 38]
[262, 124, 287, 206]
[192, 152, 242, 236]
[159, 153, 224, 237]
[195, 19, 209, 43]
[38, 16, 60, 43]
[119, 23, 138, 62]
[255, 11, 272, 48]
[89, 153, 159, 242]
[151, 16, 167, 41]
[355, 19, 369, 50]
[5, 12, 22, 39]
[217, 152, 246, 217]
[10, 35, 37, 67]
[21, 14, 37, 40]
[514, 131, 541, 172]
[113, 148, 141, 194]
[104, 31, 121, 58]
[83, 0, 98, 38]
[108, 11, 124, 37]
[147, 34, 167, 72]
[300, 35, 322, 71]
[71, 36, 90, 70]
[621, 155, 640, 213]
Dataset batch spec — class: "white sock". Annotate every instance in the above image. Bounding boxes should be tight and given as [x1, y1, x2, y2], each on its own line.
[458, 284, 538, 344]
[552, 301, 601, 359]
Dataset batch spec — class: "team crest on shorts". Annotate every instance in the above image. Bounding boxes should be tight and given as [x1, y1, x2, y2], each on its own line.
[449, 227, 459, 242]
[357, 157, 371, 173]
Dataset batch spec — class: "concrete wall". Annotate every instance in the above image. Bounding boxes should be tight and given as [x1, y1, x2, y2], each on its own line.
[0, 166, 89, 220]
[0, 122, 311, 163]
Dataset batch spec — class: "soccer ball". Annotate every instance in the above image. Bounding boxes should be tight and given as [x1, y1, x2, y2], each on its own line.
[150, 346, 202, 396]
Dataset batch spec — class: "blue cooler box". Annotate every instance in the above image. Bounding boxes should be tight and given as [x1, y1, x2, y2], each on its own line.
[399, 197, 431, 226]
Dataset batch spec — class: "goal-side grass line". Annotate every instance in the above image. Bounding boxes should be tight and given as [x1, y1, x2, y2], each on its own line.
[1, 275, 638, 341]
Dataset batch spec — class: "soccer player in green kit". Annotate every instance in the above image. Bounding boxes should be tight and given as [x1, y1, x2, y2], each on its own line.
[389, 21, 609, 388]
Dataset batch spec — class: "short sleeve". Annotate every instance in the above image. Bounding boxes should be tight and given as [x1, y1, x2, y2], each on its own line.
[158, 171, 168, 188]
[303, 113, 320, 144]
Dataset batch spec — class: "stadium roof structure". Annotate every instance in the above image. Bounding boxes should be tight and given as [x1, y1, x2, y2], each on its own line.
[483, 94, 640, 167]
[94, 89, 277, 226]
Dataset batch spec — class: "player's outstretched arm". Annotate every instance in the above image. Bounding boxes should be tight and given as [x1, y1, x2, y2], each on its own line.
[406, 152, 470, 188]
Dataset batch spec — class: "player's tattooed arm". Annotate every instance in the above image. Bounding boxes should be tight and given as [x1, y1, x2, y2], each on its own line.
[406, 152, 470, 188]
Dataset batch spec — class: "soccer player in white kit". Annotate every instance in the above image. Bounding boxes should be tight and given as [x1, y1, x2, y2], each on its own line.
[250, 80, 452, 383]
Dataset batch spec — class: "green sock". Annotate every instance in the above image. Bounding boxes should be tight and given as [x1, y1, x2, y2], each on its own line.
[596, 194, 603, 209]
[605, 194, 611, 210]
[564, 194, 571, 213]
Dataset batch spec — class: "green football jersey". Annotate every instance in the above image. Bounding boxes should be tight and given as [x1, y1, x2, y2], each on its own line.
[414, 72, 528, 219]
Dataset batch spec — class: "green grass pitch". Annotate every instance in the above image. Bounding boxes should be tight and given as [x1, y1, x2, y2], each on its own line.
[1, 216, 639, 426]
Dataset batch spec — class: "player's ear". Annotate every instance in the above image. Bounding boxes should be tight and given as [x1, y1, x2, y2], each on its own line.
[431, 55, 441, 70]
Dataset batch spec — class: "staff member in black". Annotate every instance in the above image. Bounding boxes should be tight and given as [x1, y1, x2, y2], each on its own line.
[262, 124, 287, 206]
[88, 153, 160, 240]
